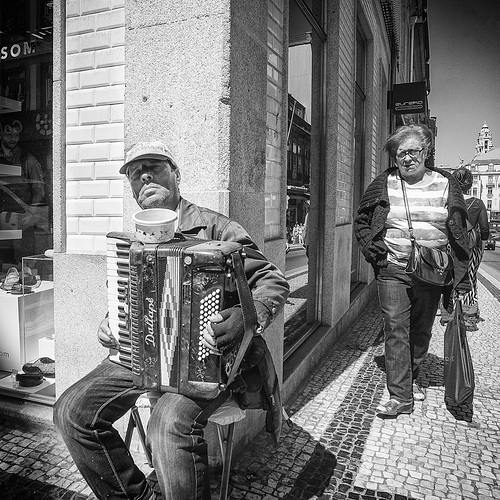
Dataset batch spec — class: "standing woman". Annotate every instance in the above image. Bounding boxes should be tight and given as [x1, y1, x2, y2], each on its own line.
[355, 124, 470, 418]
[452, 167, 489, 330]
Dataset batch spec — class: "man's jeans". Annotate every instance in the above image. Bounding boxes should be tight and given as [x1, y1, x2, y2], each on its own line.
[53, 358, 211, 500]
[376, 263, 442, 403]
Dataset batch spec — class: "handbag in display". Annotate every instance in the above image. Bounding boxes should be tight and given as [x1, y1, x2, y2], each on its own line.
[444, 300, 475, 405]
[401, 178, 453, 286]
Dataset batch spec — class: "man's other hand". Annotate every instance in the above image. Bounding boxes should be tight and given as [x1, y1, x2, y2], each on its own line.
[203, 307, 245, 355]
[97, 317, 118, 349]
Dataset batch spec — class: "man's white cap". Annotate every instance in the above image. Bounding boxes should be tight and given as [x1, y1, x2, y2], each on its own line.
[120, 141, 178, 174]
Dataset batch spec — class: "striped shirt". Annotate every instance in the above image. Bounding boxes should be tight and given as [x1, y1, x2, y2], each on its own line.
[384, 170, 449, 267]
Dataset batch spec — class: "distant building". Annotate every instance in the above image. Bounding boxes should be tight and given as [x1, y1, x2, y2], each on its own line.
[475, 122, 495, 156]
[469, 123, 500, 230]
[286, 94, 310, 230]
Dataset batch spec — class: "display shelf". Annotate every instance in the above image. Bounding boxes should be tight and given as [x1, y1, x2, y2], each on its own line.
[0, 255, 55, 403]
[0, 229, 22, 240]
[0, 96, 22, 114]
[0, 372, 55, 405]
[0, 281, 54, 372]
[0, 164, 22, 176]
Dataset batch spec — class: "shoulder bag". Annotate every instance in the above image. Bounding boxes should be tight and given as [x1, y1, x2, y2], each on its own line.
[401, 177, 453, 286]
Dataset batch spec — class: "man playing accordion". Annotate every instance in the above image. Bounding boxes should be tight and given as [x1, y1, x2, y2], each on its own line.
[53, 141, 289, 500]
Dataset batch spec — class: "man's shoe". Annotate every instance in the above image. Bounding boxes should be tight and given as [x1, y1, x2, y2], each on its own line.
[413, 382, 426, 401]
[376, 399, 413, 417]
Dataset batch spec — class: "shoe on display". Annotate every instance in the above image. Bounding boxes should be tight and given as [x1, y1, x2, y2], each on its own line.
[1, 267, 20, 291]
[22, 357, 55, 378]
[22, 267, 38, 286]
[16, 372, 44, 387]
[376, 399, 413, 417]
[21, 364, 43, 376]
[412, 382, 426, 401]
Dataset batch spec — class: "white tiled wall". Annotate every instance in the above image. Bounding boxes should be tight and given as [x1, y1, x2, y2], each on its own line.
[65, 0, 125, 255]
[265, 0, 285, 240]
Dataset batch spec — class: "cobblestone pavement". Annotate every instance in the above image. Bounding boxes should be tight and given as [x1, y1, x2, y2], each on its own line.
[230, 268, 500, 500]
[1, 268, 499, 499]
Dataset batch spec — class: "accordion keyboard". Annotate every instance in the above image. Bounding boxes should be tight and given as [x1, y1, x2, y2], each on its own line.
[106, 235, 133, 368]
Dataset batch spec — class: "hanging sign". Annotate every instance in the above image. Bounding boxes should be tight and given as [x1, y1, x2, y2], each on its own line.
[392, 82, 427, 114]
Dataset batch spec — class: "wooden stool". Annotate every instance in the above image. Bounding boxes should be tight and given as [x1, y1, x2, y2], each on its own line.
[124, 394, 246, 500]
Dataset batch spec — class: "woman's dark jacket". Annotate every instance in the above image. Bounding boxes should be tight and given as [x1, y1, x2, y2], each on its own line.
[354, 166, 470, 306]
[465, 196, 490, 242]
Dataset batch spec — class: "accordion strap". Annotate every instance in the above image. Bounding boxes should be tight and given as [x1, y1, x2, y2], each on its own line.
[226, 250, 258, 386]
[194, 249, 258, 425]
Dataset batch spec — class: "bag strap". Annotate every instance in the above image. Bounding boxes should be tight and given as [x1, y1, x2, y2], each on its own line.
[401, 177, 452, 254]
[194, 249, 258, 425]
[466, 198, 475, 211]
[400, 177, 416, 242]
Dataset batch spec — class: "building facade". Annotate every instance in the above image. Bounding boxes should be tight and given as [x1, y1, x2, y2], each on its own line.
[1, 0, 432, 449]
[470, 123, 500, 230]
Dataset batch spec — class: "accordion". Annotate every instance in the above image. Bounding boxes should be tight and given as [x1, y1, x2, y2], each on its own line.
[106, 232, 245, 400]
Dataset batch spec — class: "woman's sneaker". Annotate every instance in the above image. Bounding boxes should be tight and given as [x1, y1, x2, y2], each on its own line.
[376, 399, 413, 417]
[413, 382, 426, 401]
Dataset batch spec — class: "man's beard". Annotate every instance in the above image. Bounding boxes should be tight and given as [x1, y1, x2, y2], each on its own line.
[138, 185, 176, 210]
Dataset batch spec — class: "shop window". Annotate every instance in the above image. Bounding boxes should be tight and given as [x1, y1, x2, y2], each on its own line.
[351, 22, 367, 287]
[0, 0, 54, 403]
[285, 0, 325, 357]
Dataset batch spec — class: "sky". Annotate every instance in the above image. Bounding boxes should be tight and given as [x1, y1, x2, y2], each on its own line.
[427, 0, 500, 167]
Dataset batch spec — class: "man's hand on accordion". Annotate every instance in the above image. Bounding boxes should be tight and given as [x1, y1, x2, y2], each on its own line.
[202, 306, 245, 355]
[97, 317, 119, 350]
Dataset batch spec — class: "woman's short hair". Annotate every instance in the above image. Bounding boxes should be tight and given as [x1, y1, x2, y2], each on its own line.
[452, 166, 473, 193]
[384, 124, 433, 158]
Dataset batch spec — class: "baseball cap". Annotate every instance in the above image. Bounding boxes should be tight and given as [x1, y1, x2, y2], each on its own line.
[120, 141, 178, 174]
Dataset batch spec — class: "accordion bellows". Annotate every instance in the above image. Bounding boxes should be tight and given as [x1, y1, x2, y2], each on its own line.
[106, 232, 244, 400]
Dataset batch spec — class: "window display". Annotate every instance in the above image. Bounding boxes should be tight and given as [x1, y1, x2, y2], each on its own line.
[0, 1, 54, 404]
[0, 254, 54, 403]
[0, 0, 53, 267]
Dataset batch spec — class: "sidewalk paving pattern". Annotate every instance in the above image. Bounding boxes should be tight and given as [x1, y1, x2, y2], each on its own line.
[0, 269, 499, 499]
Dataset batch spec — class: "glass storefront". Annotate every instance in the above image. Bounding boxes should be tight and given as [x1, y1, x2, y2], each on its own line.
[0, 0, 54, 403]
[284, 0, 325, 357]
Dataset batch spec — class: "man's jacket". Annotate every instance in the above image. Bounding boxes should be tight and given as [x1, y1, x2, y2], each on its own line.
[177, 198, 289, 441]
[177, 197, 289, 329]
[354, 166, 470, 306]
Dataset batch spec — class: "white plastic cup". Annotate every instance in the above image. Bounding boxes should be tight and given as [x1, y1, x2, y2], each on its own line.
[132, 208, 178, 243]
